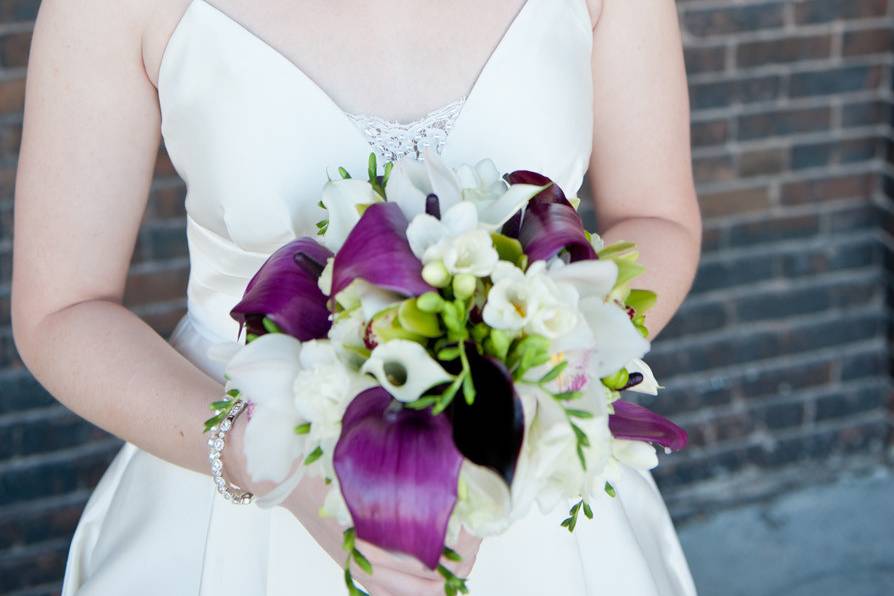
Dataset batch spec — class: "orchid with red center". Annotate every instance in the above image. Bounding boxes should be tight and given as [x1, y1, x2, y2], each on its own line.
[205, 150, 688, 595]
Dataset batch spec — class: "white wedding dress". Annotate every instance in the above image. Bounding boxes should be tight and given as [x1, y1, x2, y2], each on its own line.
[61, 0, 698, 593]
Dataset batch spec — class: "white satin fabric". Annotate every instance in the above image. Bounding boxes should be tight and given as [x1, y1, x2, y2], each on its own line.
[61, 0, 698, 593]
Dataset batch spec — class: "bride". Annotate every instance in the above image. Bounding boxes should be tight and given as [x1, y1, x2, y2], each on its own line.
[11, 0, 702, 594]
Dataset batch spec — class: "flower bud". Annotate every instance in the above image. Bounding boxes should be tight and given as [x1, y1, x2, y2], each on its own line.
[416, 291, 445, 313]
[452, 274, 476, 299]
[601, 368, 630, 390]
[422, 261, 451, 288]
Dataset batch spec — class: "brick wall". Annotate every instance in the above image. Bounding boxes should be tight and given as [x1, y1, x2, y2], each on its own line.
[0, 0, 892, 593]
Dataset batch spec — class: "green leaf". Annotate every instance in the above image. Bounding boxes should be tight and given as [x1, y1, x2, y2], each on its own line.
[597, 241, 637, 259]
[570, 422, 590, 447]
[490, 232, 524, 264]
[437, 347, 461, 361]
[539, 361, 568, 384]
[352, 549, 373, 575]
[576, 444, 587, 470]
[294, 422, 312, 435]
[382, 161, 394, 186]
[626, 289, 657, 314]
[304, 446, 324, 466]
[203, 412, 226, 433]
[566, 408, 594, 419]
[433, 375, 463, 415]
[582, 501, 594, 519]
[604, 482, 617, 498]
[209, 400, 231, 412]
[342, 527, 356, 552]
[613, 259, 646, 289]
[368, 153, 378, 184]
[553, 390, 583, 401]
[261, 317, 282, 333]
[404, 396, 438, 410]
[462, 371, 476, 405]
[398, 299, 442, 338]
[443, 547, 463, 562]
[226, 388, 240, 398]
[338, 167, 352, 180]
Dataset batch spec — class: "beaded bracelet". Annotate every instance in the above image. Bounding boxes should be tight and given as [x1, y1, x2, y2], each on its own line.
[207, 399, 255, 505]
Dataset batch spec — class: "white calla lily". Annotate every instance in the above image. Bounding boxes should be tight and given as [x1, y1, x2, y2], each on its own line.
[625, 358, 662, 395]
[361, 339, 454, 403]
[320, 178, 383, 251]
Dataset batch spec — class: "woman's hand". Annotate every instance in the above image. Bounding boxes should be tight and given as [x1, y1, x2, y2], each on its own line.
[225, 414, 482, 596]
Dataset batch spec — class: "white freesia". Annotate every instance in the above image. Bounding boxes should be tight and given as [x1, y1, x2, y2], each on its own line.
[406, 202, 499, 277]
[361, 339, 454, 403]
[519, 385, 613, 512]
[292, 341, 367, 452]
[625, 358, 662, 395]
[482, 261, 579, 338]
[320, 178, 383, 251]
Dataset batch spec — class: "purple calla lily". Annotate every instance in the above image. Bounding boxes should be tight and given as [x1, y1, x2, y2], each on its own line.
[609, 400, 688, 452]
[450, 347, 525, 487]
[518, 202, 598, 263]
[331, 202, 434, 300]
[505, 170, 573, 208]
[333, 387, 463, 570]
[501, 170, 572, 237]
[230, 237, 333, 342]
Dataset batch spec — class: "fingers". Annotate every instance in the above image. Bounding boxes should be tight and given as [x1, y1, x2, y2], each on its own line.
[350, 559, 444, 596]
[355, 537, 443, 581]
[443, 529, 483, 578]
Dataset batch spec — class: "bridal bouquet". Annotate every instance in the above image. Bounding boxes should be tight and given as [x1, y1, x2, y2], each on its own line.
[205, 150, 687, 595]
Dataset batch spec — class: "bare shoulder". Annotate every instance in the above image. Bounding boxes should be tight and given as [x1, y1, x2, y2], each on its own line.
[141, 0, 195, 89]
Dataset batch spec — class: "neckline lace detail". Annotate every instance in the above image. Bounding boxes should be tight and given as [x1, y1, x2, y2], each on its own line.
[345, 97, 466, 162]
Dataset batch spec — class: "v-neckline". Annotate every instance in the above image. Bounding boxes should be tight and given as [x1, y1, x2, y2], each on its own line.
[179, 0, 537, 161]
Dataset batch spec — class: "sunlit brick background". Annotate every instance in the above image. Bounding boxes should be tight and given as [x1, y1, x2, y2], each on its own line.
[0, 1, 892, 593]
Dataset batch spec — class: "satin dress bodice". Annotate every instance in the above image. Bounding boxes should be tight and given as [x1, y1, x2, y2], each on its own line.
[158, 0, 594, 345]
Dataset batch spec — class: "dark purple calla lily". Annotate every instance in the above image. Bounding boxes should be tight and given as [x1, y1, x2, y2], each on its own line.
[334, 387, 463, 570]
[229, 237, 333, 342]
[501, 170, 572, 237]
[450, 347, 525, 487]
[609, 400, 688, 452]
[331, 202, 434, 300]
[518, 202, 598, 263]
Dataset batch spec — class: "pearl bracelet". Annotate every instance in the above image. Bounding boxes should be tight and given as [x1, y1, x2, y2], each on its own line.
[207, 399, 254, 505]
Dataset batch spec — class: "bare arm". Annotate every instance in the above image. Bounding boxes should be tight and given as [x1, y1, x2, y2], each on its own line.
[10, 0, 220, 476]
[587, 0, 702, 339]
